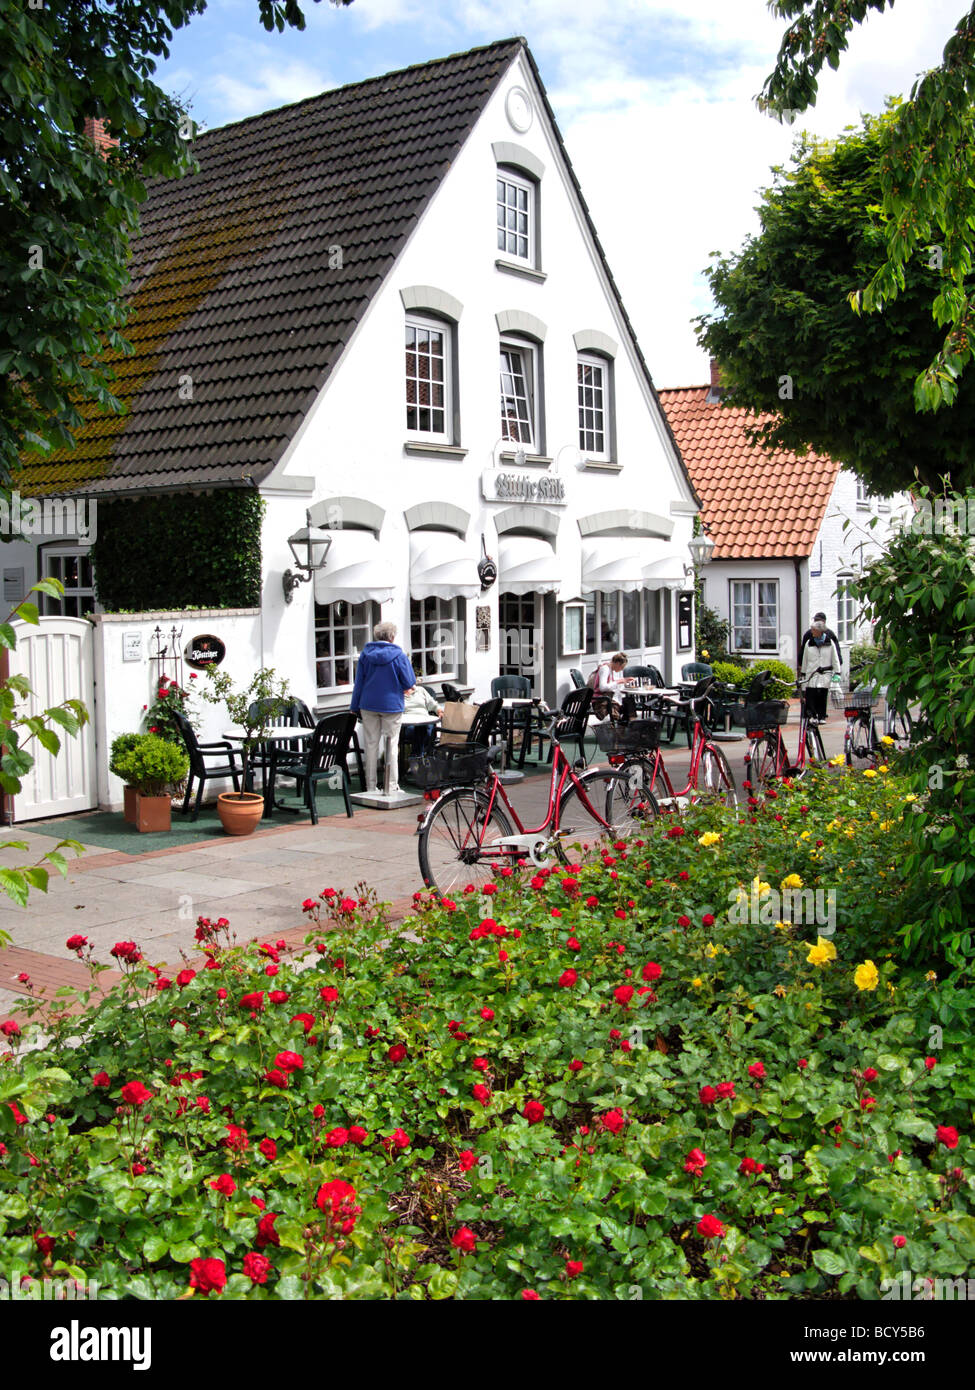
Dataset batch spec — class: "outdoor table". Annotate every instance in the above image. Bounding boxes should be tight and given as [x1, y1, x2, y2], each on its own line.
[223, 727, 312, 818]
[499, 696, 535, 770]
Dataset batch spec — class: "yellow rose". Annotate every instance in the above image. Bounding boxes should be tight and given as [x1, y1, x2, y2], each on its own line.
[799, 830, 811, 840]
[752, 877, 771, 897]
[773, 984, 787, 997]
[700, 832, 721, 847]
[781, 874, 803, 890]
[862, 769, 877, 779]
[691, 977, 703, 989]
[806, 938, 837, 967]
[854, 959, 879, 991]
[880, 735, 894, 746]
[879, 820, 894, 832]
[878, 764, 889, 773]
[830, 754, 846, 767]
[925, 970, 937, 982]
[905, 794, 918, 804]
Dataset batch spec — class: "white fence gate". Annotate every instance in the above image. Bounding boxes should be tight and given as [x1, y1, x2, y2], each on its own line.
[8, 617, 97, 821]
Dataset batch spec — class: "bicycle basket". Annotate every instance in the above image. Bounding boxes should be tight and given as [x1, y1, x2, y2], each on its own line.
[593, 718, 661, 753]
[845, 685, 876, 713]
[407, 744, 491, 789]
[730, 700, 788, 728]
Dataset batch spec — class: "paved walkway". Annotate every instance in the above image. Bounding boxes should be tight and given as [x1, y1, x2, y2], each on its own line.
[0, 706, 851, 1026]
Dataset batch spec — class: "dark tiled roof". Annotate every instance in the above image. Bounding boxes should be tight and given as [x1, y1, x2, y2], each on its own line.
[658, 387, 840, 560]
[23, 39, 524, 496]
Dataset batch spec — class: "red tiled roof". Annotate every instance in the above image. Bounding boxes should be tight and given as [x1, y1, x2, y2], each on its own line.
[658, 387, 841, 560]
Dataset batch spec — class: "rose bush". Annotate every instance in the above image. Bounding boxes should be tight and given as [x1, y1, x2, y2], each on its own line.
[0, 766, 970, 1300]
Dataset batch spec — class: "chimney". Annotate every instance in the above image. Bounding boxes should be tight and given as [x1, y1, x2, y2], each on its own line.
[706, 357, 724, 403]
[83, 117, 119, 160]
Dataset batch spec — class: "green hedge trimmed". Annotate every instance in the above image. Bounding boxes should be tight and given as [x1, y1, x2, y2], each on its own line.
[92, 490, 264, 611]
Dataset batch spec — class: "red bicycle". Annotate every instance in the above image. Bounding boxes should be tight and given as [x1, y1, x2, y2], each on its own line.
[415, 712, 659, 895]
[612, 676, 738, 813]
[740, 670, 828, 785]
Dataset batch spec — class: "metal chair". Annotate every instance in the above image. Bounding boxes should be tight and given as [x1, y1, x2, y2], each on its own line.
[624, 664, 664, 686]
[465, 698, 505, 760]
[569, 668, 586, 689]
[272, 712, 358, 822]
[491, 675, 535, 765]
[441, 682, 465, 703]
[171, 709, 242, 821]
[534, 687, 592, 766]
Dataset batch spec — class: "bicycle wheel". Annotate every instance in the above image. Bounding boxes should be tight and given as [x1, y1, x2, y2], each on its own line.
[554, 768, 657, 863]
[697, 744, 738, 807]
[844, 716, 878, 769]
[802, 724, 827, 772]
[887, 708, 912, 744]
[746, 733, 780, 790]
[417, 788, 515, 896]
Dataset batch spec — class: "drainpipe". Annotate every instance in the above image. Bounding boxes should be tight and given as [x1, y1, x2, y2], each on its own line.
[793, 557, 802, 674]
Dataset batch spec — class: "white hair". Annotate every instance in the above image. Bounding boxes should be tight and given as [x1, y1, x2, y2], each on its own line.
[373, 621, 397, 643]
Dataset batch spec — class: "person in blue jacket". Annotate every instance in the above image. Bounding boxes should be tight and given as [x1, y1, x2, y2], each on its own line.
[349, 621, 416, 794]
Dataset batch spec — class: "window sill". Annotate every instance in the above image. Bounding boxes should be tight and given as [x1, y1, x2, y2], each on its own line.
[495, 259, 546, 283]
[579, 458, 621, 472]
[499, 451, 551, 467]
[856, 502, 872, 511]
[403, 442, 468, 460]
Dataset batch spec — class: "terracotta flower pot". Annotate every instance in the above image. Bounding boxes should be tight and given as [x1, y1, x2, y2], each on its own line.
[123, 785, 138, 824]
[134, 793, 172, 834]
[217, 791, 265, 836]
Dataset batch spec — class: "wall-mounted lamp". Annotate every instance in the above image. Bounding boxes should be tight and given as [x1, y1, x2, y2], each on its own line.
[282, 511, 333, 604]
[684, 530, 715, 576]
[492, 436, 527, 469]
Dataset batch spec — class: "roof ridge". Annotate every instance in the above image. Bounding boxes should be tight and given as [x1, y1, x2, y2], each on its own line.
[194, 36, 526, 140]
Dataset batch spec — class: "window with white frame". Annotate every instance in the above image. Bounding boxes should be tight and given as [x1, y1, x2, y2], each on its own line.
[499, 339, 537, 448]
[405, 316, 450, 440]
[856, 479, 871, 508]
[836, 575, 858, 643]
[584, 590, 663, 656]
[314, 599, 378, 692]
[410, 596, 462, 681]
[40, 547, 95, 618]
[577, 354, 610, 459]
[496, 169, 534, 264]
[643, 590, 661, 648]
[731, 580, 779, 653]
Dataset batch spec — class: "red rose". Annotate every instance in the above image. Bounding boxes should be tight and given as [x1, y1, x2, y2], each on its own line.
[291, 1013, 315, 1033]
[585, 896, 599, 908]
[559, 969, 578, 988]
[472, 1084, 491, 1105]
[452, 1226, 477, 1254]
[209, 1174, 236, 1195]
[383, 1128, 411, 1151]
[217, 988, 228, 1001]
[696, 1214, 724, 1240]
[600, 1108, 625, 1135]
[315, 1179, 360, 1231]
[1, 1020, 20, 1038]
[110, 941, 142, 965]
[155, 977, 172, 991]
[325, 1127, 348, 1148]
[243, 1251, 272, 1284]
[642, 961, 662, 982]
[120, 1081, 152, 1107]
[269, 990, 289, 1004]
[739, 1156, 764, 1175]
[798, 1058, 808, 1070]
[702, 913, 715, 926]
[312, 1104, 325, 1120]
[924, 1057, 937, 1071]
[523, 1100, 545, 1125]
[348, 1125, 368, 1145]
[892, 1235, 907, 1249]
[240, 992, 264, 1012]
[35, 1229, 55, 1255]
[683, 1147, 707, 1175]
[613, 984, 634, 1006]
[521, 1289, 540, 1300]
[569, 1059, 583, 1073]
[264, 1069, 288, 1088]
[258, 1138, 277, 1162]
[387, 1043, 408, 1063]
[66, 934, 88, 952]
[936, 1125, 959, 1150]
[320, 986, 339, 1003]
[699, 1086, 717, 1106]
[748, 1061, 765, 1080]
[472, 1057, 490, 1072]
[861, 1095, 876, 1111]
[480, 1007, 494, 1021]
[459, 1150, 477, 1172]
[862, 1067, 879, 1082]
[92, 1071, 110, 1088]
[274, 1051, 304, 1074]
[565, 1259, 584, 1279]
[256, 1212, 280, 1247]
[566, 937, 581, 951]
[176, 968, 195, 988]
[224, 1124, 249, 1151]
[189, 1257, 226, 1294]
[716, 1082, 735, 1100]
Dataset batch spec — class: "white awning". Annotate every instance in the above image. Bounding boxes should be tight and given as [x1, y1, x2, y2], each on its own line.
[642, 555, 688, 591]
[313, 530, 395, 606]
[581, 539, 659, 594]
[498, 536, 562, 596]
[409, 532, 480, 601]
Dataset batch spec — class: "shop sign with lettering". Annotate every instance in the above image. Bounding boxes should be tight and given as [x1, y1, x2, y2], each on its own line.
[184, 634, 227, 669]
[481, 469, 567, 505]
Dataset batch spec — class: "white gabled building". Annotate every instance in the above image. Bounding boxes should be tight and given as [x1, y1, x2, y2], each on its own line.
[10, 38, 702, 815]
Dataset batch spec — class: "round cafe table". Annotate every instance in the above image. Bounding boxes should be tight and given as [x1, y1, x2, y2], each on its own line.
[222, 727, 311, 817]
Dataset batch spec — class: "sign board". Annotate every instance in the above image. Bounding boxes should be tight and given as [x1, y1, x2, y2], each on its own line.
[184, 634, 226, 669]
[122, 631, 143, 662]
[481, 469, 567, 506]
[677, 591, 693, 651]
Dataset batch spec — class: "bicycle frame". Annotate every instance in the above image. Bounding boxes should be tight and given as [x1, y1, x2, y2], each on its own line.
[627, 694, 722, 804]
[746, 693, 817, 778]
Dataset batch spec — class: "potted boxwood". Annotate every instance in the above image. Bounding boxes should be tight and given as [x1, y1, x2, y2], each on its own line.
[112, 734, 190, 833]
[109, 732, 144, 825]
[200, 665, 292, 836]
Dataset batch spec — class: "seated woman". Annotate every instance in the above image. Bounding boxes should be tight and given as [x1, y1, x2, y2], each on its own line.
[401, 677, 443, 759]
[593, 651, 633, 721]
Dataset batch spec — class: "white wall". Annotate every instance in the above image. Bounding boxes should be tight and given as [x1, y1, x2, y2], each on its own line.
[701, 559, 800, 669]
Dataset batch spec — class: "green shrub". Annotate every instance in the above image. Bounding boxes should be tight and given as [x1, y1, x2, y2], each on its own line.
[710, 661, 748, 689]
[108, 733, 142, 782]
[111, 733, 189, 796]
[1, 766, 969, 1301]
[695, 603, 729, 662]
[740, 657, 795, 700]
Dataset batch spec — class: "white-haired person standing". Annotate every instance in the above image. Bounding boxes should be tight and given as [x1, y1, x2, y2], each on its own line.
[349, 621, 417, 794]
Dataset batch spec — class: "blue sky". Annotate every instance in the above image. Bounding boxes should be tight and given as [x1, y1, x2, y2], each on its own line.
[151, 0, 965, 386]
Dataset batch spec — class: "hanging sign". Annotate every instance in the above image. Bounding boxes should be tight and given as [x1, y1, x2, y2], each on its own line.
[184, 634, 226, 669]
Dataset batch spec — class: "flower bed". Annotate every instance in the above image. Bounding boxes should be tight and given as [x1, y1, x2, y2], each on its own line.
[0, 766, 971, 1299]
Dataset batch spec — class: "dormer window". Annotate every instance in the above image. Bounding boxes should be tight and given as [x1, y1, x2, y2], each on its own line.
[496, 169, 534, 266]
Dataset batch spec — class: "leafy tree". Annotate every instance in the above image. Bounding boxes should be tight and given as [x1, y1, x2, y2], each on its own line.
[760, 1, 975, 412]
[0, 0, 352, 488]
[696, 109, 975, 495]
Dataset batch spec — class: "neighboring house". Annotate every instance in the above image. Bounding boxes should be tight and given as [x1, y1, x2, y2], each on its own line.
[6, 38, 701, 815]
[659, 363, 911, 671]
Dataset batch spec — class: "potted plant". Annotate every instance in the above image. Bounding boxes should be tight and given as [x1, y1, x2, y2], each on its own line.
[200, 665, 292, 836]
[109, 732, 144, 824]
[111, 734, 190, 833]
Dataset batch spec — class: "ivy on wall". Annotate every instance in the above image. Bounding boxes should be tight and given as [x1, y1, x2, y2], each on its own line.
[92, 490, 264, 611]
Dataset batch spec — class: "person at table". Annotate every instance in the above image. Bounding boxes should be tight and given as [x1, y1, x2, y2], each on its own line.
[592, 651, 633, 721]
[349, 621, 416, 794]
[402, 675, 443, 759]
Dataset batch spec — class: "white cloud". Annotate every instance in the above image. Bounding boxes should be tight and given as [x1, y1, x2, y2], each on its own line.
[211, 58, 332, 118]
